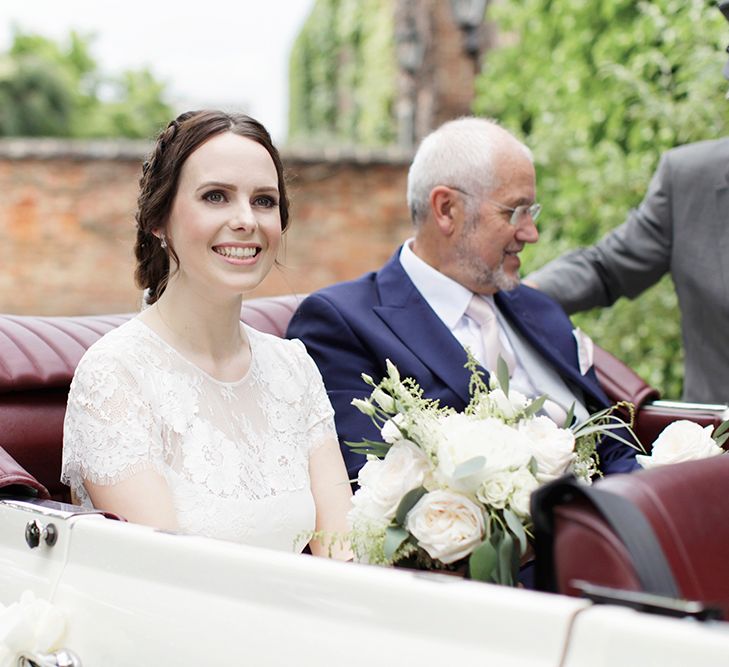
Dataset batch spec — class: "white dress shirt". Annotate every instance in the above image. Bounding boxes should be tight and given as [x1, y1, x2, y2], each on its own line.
[399, 240, 588, 423]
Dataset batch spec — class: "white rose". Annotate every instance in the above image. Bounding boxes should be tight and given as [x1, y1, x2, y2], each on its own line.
[436, 414, 531, 493]
[354, 441, 430, 520]
[509, 468, 540, 518]
[381, 413, 406, 444]
[637, 420, 724, 469]
[518, 416, 576, 482]
[0, 591, 65, 659]
[476, 470, 514, 509]
[405, 490, 485, 564]
[489, 388, 529, 419]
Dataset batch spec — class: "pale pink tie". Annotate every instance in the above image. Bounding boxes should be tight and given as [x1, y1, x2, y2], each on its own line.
[465, 296, 515, 376]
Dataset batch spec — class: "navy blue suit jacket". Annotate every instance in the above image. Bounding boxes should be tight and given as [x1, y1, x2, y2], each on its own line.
[287, 250, 638, 478]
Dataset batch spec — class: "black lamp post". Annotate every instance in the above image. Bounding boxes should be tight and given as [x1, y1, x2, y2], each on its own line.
[449, 0, 489, 68]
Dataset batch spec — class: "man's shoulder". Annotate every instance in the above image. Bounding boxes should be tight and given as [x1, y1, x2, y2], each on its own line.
[664, 137, 729, 170]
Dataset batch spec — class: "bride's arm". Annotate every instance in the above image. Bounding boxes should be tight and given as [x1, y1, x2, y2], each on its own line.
[85, 469, 178, 531]
[308, 435, 353, 560]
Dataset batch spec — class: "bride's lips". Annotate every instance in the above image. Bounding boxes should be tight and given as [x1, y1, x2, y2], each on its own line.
[212, 243, 262, 265]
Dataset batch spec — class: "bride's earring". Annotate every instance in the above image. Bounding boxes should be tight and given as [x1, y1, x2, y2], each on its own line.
[160, 234, 168, 249]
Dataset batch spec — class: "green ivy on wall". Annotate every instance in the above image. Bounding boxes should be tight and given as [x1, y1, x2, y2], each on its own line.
[288, 0, 397, 146]
[474, 0, 729, 398]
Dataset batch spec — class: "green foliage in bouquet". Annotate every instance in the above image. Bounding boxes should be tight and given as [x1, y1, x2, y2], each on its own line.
[345, 357, 637, 586]
[473, 0, 729, 398]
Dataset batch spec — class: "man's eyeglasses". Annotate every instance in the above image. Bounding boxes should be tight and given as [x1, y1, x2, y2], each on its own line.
[448, 185, 541, 227]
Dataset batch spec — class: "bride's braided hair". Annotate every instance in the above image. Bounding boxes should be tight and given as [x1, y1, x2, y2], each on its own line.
[134, 110, 290, 304]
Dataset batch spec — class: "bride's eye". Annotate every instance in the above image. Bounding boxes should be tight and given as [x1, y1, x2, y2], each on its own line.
[253, 194, 278, 208]
[204, 191, 226, 204]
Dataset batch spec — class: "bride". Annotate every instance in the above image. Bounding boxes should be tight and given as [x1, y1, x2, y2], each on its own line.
[62, 110, 352, 558]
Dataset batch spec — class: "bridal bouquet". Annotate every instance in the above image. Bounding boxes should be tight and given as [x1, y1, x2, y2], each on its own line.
[345, 357, 636, 586]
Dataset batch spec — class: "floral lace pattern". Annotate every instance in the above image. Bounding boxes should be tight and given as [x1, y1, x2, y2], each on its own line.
[62, 318, 336, 551]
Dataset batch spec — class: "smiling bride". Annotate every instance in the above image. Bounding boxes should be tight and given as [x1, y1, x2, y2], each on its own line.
[61, 110, 352, 558]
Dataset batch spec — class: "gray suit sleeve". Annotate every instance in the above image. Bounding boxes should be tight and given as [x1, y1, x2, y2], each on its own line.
[528, 154, 674, 314]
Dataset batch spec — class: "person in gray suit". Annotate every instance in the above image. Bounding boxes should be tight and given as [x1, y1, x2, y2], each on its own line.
[527, 139, 729, 405]
[527, 4, 729, 404]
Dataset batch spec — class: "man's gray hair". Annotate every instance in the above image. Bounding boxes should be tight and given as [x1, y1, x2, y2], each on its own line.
[406, 117, 533, 225]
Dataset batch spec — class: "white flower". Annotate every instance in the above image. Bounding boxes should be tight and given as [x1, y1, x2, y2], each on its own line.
[372, 388, 396, 413]
[351, 398, 376, 417]
[489, 388, 529, 419]
[637, 420, 724, 469]
[0, 591, 65, 663]
[509, 468, 540, 518]
[518, 416, 576, 482]
[476, 470, 513, 509]
[381, 414, 406, 444]
[405, 490, 485, 564]
[352, 441, 430, 521]
[436, 414, 531, 493]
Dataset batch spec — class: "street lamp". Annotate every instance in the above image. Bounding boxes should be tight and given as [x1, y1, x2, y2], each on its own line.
[449, 0, 489, 63]
[395, 12, 425, 148]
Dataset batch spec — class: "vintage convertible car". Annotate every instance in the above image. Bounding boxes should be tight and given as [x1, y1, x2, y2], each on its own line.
[1, 296, 728, 666]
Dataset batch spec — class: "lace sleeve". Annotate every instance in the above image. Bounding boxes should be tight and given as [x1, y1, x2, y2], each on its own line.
[289, 339, 338, 455]
[62, 346, 166, 502]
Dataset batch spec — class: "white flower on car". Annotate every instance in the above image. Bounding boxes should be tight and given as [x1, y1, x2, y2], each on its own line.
[637, 420, 724, 469]
[436, 414, 531, 494]
[0, 591, 66, 665]
[352, 440, 430, 522]
[405, 490, 485, 564]
[518, 415, 576, 482]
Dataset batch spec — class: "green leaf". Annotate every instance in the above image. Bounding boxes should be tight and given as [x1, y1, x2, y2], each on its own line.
[496, 356, 510, 394]
[496, 532, 515, 587]
[528, 456, 539, 476]
[452, 456, 486, 480]
[468, 538, 498, 582]
[713, 419, 729, 439]
[563, 402, 576, 428]
[394, 487, 427, 526]
[715, 433, 729, 448]
[523, 394, 548, 418]
[384, 526, 409, 560]
[502, 509, 528, 557]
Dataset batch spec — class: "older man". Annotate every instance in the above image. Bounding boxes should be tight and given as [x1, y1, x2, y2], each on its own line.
[287, 118, 638, 479]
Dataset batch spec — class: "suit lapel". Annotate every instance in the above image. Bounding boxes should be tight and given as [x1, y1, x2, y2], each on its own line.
[372, 253, 473, 399]
[496, 289, 601, 403]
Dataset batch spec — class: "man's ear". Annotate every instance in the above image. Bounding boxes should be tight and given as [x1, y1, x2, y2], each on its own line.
[429, 186, 461, 236]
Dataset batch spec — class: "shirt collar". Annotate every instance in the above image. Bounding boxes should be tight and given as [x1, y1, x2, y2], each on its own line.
[399, 239, 476, 329]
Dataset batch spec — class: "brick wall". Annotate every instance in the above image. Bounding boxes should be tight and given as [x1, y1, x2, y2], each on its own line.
[0, 139, 414, 315]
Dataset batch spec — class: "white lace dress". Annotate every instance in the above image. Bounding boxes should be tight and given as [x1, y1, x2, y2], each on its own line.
[61, 318, 337, 552]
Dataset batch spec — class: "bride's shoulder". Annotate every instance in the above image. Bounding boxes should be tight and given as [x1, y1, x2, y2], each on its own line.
[73, 318, 154, 378]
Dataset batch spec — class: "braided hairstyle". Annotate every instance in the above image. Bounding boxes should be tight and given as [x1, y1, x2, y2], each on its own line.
[134, 110, 290, 304]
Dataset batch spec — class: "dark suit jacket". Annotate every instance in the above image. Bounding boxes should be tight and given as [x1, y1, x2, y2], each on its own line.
[529, 138, 729, 403]
[287, 249, 638, 478]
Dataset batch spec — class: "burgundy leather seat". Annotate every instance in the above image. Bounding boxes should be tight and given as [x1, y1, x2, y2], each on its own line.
[552, 456, 729, 618]
[0, 296, 302, 501]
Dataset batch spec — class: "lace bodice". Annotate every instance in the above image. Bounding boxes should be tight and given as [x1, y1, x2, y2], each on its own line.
[62, 318, 337, 552]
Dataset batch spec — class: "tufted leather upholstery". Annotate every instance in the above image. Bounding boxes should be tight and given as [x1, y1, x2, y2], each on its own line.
[0, 295, 303, 501]
[552, 456, 729, 618]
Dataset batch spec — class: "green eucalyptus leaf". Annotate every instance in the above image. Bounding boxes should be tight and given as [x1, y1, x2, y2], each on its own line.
[497, 532, 515, 587]
[453, 456, 486, 480]
[714, 433, 729, 448]
[496, 356, 510, 394]
[394, 487, 427, 526]
[528, 456, 539, 477]
[502, 509, 528, 557]
[384, 526, 410, 560]
[563, 402, 576, 428]
[523, 394, 548, 418]
[714, 419, 729, 439]
[468, 538, 498, 582]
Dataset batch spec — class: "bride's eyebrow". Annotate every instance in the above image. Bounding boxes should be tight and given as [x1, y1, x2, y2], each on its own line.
[196, 180, 236, 192]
